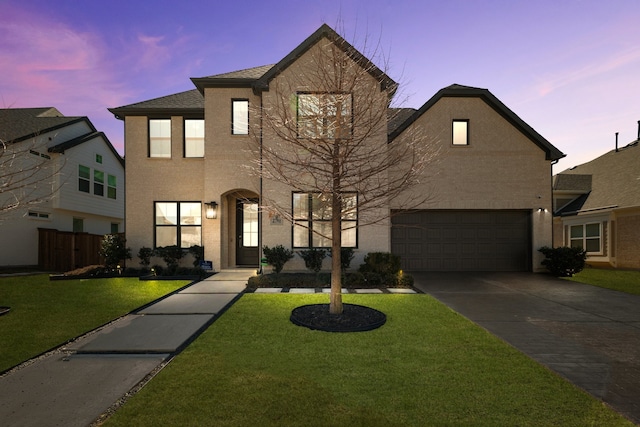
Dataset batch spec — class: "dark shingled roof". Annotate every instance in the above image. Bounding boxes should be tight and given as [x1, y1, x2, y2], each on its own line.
[201, 64, 275, 80]
[388, 84, 565, 161]
[553, 174, 592, 192]
[109, 89, 204, 119]
[0, 107, 85, 143]
[388, 108, 416, 136]
[555, 140, 640, 214]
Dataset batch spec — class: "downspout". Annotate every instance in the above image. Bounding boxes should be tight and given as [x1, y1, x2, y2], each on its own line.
[258, 95, 264, 274]
[550, 158, 560, 253]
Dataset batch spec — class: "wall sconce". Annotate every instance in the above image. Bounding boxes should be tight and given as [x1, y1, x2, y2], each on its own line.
[537, 207, 547, 213]
[205, 201, 218, 219]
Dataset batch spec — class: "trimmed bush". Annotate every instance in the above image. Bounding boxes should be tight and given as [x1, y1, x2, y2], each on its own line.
[155, 246, 185, 274]
[359, 252, 401, 275]
[138, 247, 153, 268]
[328, 247, 355, 271]
[99, 234, 131, 269]
[298, 248, 327, 273]
[188, 245, 204, 267]
[539, 246, 587, 277]
[263, 245, 294, 274]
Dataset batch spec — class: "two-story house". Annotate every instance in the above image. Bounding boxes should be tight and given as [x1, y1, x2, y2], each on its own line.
[0, 107, 125, 269]
[109, 24, 564, 273]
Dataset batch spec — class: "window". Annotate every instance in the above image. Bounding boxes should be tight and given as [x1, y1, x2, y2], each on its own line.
[96, 154, 103, 164]
[111, 223, 119, 234]
[297, 93, 352, 139]
[232, 100, 249, 135]
[107, 174, 117, 199]
[185, 119, 205, 157]
[94, 170, 104, 196]
[28, 210, 50, 219]
[452, 120, 469, 145]
[78, 165, 90, 193]
[30, 149, 51, 159]
[73, 218, 84, 233]
[292, 192, 357, 248]
[570, 223, 601, 253]
[154, 202, 202, 248]
[149, 119, 171, 158]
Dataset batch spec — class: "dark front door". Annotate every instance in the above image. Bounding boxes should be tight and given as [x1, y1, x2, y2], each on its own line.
[236, 199, 259, 266]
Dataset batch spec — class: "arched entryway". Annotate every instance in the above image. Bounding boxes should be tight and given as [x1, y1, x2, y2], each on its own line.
[221, 189, 260, 268]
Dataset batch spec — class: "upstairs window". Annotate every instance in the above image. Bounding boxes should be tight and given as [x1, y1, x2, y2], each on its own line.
[292, 192, 357, 248]
[96, 154, 103, 164]
[107, 174, 117, 199]
[185, 119, 205, 157]
[232, 100, 249, 135]
[94, 170, 104, 196]
[452, 119, 469, 145]
[78, 165, 90, 193]
[149, 119, 171, 158]
[297, 93, 352, 139]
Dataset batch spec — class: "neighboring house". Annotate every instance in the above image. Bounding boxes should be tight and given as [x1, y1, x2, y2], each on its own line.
[553, 128, 640, 269]
[0, 107, 125, 268]
[109, 24, 564, 273]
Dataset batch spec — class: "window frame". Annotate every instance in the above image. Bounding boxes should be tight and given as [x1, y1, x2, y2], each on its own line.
[569, 222, 602, 254]
[154, 201, 203, 249]
[107, 174, 117, 200]
[231, 99, 249, 135]
[149, 118, 172, 158]
[292, 192, 358, 248]
[93, 169, 104, 196]
[78, 165, 90, 193]
[184, 118, 205, 158]
[296, 92, 353, 140]
[452, 119, 470, 146]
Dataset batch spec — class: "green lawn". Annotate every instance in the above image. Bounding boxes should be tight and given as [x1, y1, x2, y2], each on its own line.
[106, 294, 632, 426]
[565, 268, 640, 295]
[0, 275, 189, 372]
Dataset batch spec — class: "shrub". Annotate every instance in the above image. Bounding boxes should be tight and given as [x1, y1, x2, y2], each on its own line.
[328, 247, 355, 271]
[188, 245, 204, 267]
[155, 245, 185, 274]
[263, 245, 294, 273]
[138, 247, 153, 267]
[359, 252, 401, 275]
[99, 234, 132, 269]
[539, 246, 587, 277]
[298, 248, 327, 273]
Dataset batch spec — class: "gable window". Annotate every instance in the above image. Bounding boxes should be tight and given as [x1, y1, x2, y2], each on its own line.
[185, 119, 205, 157]
[107, 174, 117, 199]
[232, 100, 249, 135]
[94, 170, 104, 196]
[154, 202, 202, 248]
[96, 154, 103, 164]
[570, 223, 601, 253]
[149, 119, 171, 158]
[292, 192, 357, 248]
[452, 120, 469, 145]
[78, 165, 90, 193]
[297, 93, 352, 139]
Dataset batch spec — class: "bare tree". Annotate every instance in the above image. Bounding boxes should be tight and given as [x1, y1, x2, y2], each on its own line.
[249, 27, 437, 314]
[0, 135, 63, 218]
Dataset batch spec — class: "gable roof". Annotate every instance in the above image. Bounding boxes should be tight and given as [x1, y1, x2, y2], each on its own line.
[0, 107, 86, 143]
[49, 131, 125, 168]
[388, 84, 565, 161]
[190, 64, 274, 93]
[553, 174, 592, 192]
[251, 24, 397, 97]
[555, 140, 640, 214]
[108, 89, 204, 119]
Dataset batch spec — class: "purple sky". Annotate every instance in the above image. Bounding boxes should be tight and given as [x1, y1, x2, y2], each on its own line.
[2, 0, 639, 172]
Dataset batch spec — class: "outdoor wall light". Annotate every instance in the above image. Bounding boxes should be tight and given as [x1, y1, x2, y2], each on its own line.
[205, 201, 219, 219]
[537, 207, 547, 212]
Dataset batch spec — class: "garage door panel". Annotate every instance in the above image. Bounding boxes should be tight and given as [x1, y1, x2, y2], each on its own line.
[391, 210, 531, 272]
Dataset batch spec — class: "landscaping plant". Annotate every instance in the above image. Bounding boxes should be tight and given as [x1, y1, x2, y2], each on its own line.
[297, 248, 327, 273]
[99, 234, 132, 269]
[539, 246, 587, 277]
[262, 245, 294, 273]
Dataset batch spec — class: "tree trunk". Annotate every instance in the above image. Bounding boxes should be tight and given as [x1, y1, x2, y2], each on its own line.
[330, 136, 343, 315]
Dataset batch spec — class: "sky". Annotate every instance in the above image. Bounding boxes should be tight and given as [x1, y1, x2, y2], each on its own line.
[1, 0, 639, 172]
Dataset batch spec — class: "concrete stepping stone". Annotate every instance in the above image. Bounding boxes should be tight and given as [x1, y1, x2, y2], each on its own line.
[181, 280, 246, 294]
[139, 293, 237, 314]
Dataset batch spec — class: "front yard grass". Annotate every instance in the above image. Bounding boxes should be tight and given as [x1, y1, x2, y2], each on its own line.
[565, 268, 640, 295]
[0, 275, 189, 372]
[105, 294, 632, 426]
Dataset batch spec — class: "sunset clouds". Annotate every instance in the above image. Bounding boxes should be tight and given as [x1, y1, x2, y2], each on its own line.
[1, 0, 638, 169]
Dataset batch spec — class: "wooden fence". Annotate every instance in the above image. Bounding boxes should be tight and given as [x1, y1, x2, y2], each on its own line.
[38, 228, 110, 272]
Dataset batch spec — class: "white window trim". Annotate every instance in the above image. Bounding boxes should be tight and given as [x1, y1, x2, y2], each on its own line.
[568, 222, 603, 255]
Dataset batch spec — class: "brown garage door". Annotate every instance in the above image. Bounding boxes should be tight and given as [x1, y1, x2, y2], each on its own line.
[391, 210, 531, 271]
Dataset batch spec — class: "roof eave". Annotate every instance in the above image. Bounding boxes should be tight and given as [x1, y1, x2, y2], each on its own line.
[191, 77, 257, 94]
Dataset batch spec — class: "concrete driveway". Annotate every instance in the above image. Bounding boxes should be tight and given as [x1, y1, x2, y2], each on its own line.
[412, 272, 640, 425]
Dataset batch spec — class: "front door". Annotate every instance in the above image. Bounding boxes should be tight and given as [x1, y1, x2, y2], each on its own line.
[236, 199, 259, 266]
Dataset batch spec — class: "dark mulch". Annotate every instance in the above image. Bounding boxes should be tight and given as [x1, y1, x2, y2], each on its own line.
[290, 303, 386, 332]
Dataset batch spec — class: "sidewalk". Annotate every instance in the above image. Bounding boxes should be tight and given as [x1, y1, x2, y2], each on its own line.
[0, 270, 252, 427]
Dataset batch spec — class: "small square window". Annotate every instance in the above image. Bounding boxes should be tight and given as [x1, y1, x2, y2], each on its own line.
[452, 120, 469, 146]
[96, 154, 103, 164]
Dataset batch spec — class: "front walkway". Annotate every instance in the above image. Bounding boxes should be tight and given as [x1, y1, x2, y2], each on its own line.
[412, 272, 640, 425]
[0, 271, 251, 427]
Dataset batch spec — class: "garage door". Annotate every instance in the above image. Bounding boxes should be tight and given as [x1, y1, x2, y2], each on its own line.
[391, 210, 531, 271]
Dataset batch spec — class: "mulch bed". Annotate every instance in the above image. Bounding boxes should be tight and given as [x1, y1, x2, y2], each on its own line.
[290, 303, 386, 332]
